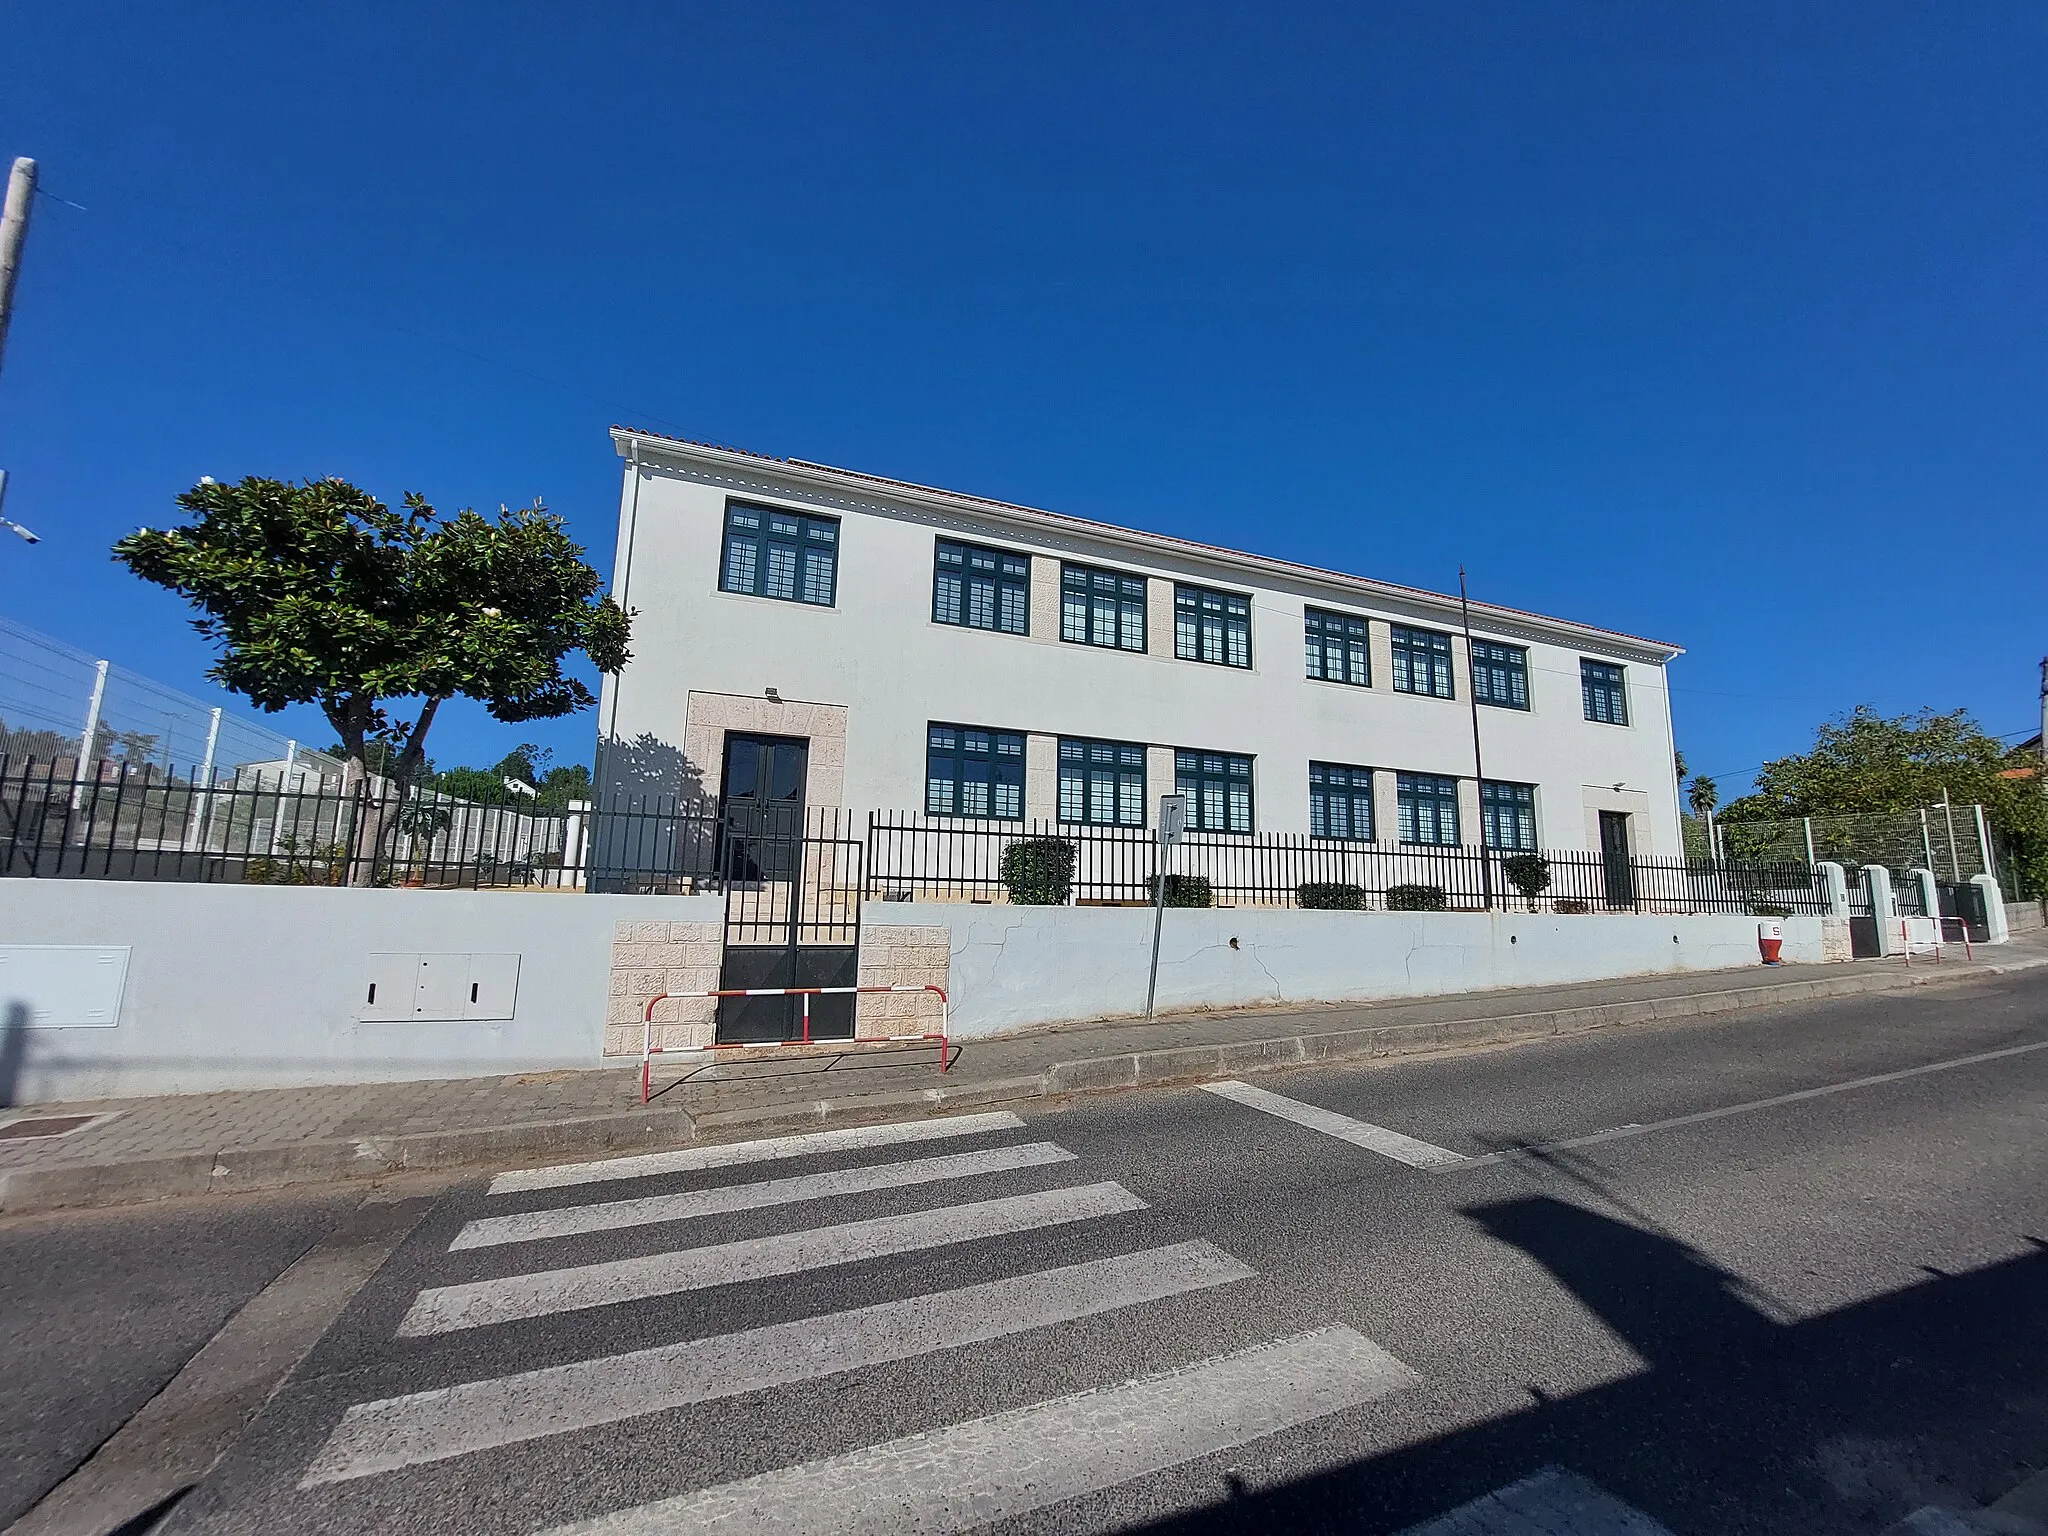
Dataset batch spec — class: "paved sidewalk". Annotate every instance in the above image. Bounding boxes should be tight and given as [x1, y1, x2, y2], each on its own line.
[3, 939, 2043, 1215]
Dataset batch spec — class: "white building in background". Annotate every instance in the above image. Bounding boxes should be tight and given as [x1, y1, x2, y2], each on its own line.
[596, 429, 1686, 859]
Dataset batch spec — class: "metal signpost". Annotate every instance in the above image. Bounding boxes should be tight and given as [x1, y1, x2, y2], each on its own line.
[1144, 793, 1188, 1019]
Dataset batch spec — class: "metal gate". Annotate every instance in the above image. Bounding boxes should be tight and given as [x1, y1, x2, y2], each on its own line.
[716, 803, 863, 1043]
[1938, 880, 1990, 945]
[1847, 867, 1880, 957]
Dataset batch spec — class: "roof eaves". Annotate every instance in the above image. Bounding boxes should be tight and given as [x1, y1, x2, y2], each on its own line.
[610, 426, 1685, 660]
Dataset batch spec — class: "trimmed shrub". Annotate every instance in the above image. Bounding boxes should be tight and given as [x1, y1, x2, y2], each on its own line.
[1555, 898, 1590, 915]
[1750, 902, 1792, 918]
[1146, 873, 1214, 908]
[999, 837, 1076, 905]
[1385, 883, 1448, 912]
[1297, 881, 1368, 910]
[1501, 853, 1553, 907]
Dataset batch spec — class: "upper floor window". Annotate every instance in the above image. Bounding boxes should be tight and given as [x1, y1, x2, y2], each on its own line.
[1481, 780, 1538, 851]
[720, 503, 838, 606]
[1175, 585, 1251, 668]
[1176, 750, 1253, 833]
[1309, 761, 1374, 841]
[1391, 625, 1455, 699]
[1061, 564, 1147, 652]
[1581, 660, 1629, 725]
[1397, 771, 1461, 846]
[1058, 737, 1147, 825]
[926, 724, 1025, 821]
[933, 540, 1029, 635]
[1305, 609, 1370, 687]
[1471, 641, 1529, 710]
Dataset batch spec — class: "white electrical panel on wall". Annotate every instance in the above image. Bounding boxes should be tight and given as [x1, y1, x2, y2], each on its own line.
[0, 946, 130, 1027]
[359, 954, 521, 1022]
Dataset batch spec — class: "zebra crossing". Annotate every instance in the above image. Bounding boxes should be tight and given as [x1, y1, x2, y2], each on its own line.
[291, 1108, 1425, 1533]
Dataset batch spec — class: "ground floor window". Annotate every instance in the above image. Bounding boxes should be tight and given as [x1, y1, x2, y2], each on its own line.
[1175, 750, 1253, 833]
[1480, 780, 1537, 851]
[1397, 772, 1461, 846]
[926, 724, 1025, 820]
[1058, 738, 1146, 825]
[1309, 762, 1374, 840]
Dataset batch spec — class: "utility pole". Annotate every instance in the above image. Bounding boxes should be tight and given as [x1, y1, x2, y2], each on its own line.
[1459, 568, 1494, 911]
[0, 157, 37, 378]
[2038, 656, 2046, 765]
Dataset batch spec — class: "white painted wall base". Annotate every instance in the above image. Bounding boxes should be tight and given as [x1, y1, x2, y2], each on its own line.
[0, 880, 722, 1101]
[880, 902, 1850, 1039]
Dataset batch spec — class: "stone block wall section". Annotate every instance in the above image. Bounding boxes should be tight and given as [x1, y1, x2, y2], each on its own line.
[606, 918, 723, 1056]
[855, 924, 953, 1037]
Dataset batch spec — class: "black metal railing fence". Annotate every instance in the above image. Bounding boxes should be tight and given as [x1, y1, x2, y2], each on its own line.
[1, 756, 1831, 915]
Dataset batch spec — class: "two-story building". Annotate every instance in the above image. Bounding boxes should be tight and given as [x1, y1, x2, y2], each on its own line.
[596, 429, 1685, 863]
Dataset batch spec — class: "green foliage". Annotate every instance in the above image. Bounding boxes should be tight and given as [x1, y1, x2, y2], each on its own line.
[244, 836, 347, 886]
[1296, 881, 1368, 910]
[1386, 883, 1448, 911]
[426, 742, 593, 807]
[1720, 706, 2047, 895]
[999, 837, 1075, 905]
[115, 476, 632, 788]
[1500, 853, 1553, 905]
[1146, 874, 1214, 908]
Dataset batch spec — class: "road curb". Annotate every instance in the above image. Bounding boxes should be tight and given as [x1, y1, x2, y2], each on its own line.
[3, 953, 2039, 1216]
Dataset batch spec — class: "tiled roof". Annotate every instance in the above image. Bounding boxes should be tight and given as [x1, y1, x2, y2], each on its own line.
[610, 425, 1684, 657]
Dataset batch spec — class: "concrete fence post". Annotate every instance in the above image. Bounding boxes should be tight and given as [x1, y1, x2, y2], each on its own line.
[1971, 873, 2011, 943]
[1863, 865, 1895, 956]
[1816, 861, 1850, 916]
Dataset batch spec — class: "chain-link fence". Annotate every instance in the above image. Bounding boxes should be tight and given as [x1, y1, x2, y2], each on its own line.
[0, 616, 342, 784]
[1710, 805, 1995, 882]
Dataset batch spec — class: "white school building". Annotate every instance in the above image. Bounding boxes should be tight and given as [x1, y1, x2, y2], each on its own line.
[595, 428, 1685, 861]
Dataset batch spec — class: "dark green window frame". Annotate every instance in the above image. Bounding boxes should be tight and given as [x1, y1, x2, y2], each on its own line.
[719, 502, 838, 606]
[1471, 640, 1529, 710]
[1060, 564, 1147, 652]
[1396, 771, 1461, 846]
[926, 724, 1025, 821]
[1481, 780, 1538, 851]
[1391, 625, 1455, 699]
[1058, 737, 1147, 825]
[1174, 585, 1251, 668]
[933, 541, 1030, 635]
[1305, 609, 1370, 686]
[1309, 761, 1374, 841]
[1581, 660, 1629, 725]
[1175, 750, 1254, 833]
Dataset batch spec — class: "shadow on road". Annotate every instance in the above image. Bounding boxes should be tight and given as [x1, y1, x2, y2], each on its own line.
[1127, 1186, 2048, 1534]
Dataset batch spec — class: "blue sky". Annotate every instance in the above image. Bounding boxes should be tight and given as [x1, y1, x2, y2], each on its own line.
[3, 2, 2044, 793]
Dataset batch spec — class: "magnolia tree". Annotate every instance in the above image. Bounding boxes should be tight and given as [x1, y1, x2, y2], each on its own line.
[114, 476, 632, 878]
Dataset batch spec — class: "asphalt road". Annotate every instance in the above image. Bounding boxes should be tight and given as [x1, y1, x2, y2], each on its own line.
[17, 968, 2048, 1536]
[0, 1188, 356, 1529]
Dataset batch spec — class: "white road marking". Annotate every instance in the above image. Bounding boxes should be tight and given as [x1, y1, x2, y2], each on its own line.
[1396, 1466, 1675, 1535]
[454, 1143, 1077, 1251]
[1200, 1080, 1466, 1168]
[1450, 1035, 2048, 1170]
[537, 1325, 1420, 1535]
[302, 1240, 1255, 1486]
[399, 1182, 1147, 1335]
[488, 1112, 1028, 1195]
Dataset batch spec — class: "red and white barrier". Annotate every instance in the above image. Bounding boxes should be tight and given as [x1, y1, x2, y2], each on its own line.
[640, 985, 951, 1103]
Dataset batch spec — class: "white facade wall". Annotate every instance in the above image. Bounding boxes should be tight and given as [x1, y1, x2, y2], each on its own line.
[599, 435, 1685, 855]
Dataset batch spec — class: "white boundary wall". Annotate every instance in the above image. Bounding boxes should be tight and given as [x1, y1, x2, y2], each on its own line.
[0, 881, 721, 1101]
[884, 902, 1842, 1038]
[1, 879, 1848, 1099]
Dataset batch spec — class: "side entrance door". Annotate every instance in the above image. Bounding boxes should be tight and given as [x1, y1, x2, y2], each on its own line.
[715, 734, 861, 1044]
[1598, 811, 1636, 909]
